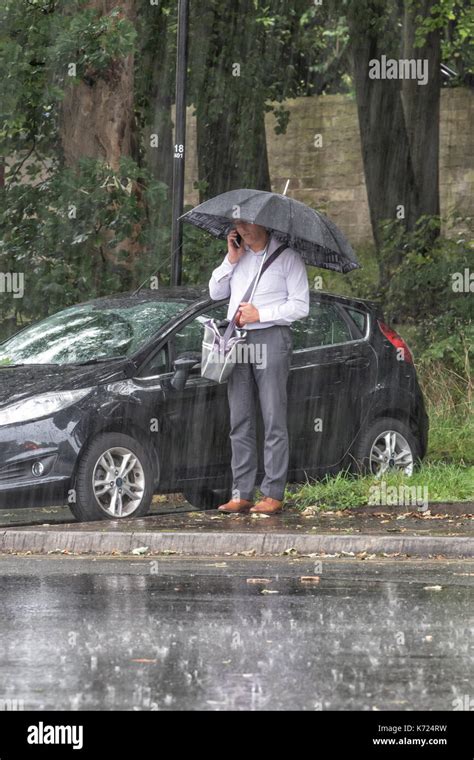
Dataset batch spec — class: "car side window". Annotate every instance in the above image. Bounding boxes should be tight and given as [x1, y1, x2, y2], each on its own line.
[292, 301, 352, 350]
[172, 303, 229, 356]
[139, 347, 167, 377]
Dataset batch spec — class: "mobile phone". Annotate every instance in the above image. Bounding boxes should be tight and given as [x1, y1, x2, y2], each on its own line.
[232, 232, 242, 249]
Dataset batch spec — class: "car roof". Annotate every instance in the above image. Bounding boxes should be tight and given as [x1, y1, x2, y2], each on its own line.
[75, 286, 381, 315]
[78, 286, 209, 309]
[312, 290, 381, 312]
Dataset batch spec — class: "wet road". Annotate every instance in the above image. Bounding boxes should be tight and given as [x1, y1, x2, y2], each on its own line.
[0, 555, 472, 711]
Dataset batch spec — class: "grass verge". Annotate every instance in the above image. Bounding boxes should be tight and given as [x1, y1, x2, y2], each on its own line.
[289, 463, 474, 512]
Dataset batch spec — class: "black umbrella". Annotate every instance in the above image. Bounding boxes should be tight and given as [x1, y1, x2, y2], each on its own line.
[179, 188, 359, 273]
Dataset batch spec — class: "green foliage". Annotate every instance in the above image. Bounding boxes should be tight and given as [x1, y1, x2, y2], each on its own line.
[0, 157, 168, 337]
[425, 395, 473, 464]
[0, 1, 137, 160]
[1, 0, 62, 155]
[411, 0, 474, 79]
[181, 214, 226, 285]
[49, 5, 137, 83]
[376, 216, 473, 377]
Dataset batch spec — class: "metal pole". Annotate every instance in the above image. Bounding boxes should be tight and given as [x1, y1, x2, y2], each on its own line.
[170, 0, 189, 286]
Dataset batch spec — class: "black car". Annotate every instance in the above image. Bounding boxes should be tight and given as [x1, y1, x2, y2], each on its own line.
[0, 287, 428, 521]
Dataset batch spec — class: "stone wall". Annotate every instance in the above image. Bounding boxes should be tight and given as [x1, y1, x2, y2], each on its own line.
[176, 87, 473, 246]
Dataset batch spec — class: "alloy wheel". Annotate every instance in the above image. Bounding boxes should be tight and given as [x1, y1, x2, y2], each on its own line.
[92, 446, 145, 517]
[369, 430, 414, 476]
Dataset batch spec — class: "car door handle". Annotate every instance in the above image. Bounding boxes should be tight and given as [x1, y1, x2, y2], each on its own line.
[344, 356, 370, 368]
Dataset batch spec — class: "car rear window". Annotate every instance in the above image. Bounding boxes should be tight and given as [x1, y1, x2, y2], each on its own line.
[344, 306, 367, 335]
[292, 301, 352, 349]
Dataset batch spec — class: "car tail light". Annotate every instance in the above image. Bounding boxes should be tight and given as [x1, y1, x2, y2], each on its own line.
[377, 321, 414, 364]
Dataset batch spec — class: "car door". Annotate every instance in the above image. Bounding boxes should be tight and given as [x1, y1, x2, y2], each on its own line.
[157, 302, 232, 480]
[287, 296, 377, 475]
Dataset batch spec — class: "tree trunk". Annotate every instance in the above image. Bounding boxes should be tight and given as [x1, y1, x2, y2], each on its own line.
[402, 0, 441, 231]
[194, 0, 271, 202]
[347, 0, 419, 270]
[59, 0, 137, 170]
[58, 0, 141, 284]
[196, 102, 271, 202]
[142, 5, 174, 196]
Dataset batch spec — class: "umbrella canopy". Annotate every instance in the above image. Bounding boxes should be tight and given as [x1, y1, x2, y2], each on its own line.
[179, 188, 359, 273]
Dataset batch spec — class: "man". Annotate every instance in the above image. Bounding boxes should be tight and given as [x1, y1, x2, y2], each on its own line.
[209, 220, 309, 514]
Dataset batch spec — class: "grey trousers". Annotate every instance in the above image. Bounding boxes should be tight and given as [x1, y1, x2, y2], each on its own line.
[227, 324, 292, 501]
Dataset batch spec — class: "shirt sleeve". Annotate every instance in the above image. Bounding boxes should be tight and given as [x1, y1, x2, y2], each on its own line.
[257, 252, 310, 325]
[209, 253, 238, 300]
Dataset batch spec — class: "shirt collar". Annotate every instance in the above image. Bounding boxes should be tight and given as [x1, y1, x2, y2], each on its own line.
[244, 234, 272, 256]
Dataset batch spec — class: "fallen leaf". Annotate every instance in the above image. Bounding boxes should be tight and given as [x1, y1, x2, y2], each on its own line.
[131, 659, 157, 664]
[131, 546, 149, 556]
[299, 576, 320, 584]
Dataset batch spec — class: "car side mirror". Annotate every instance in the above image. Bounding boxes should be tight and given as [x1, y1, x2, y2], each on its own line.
[171, 356, 199, 391]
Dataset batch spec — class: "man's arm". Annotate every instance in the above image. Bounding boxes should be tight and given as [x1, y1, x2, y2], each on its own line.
[257, 251, 310, 324]
[208, 252, 238, 300]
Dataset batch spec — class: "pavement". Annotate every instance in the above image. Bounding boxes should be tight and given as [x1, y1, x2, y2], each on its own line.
[0, 554, 472, 710]
[0, 500, 473, 559]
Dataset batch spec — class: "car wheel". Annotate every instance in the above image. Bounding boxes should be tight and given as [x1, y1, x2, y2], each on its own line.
[70, 433, 156, 522]
[182, 486, 231, 510]
[352, 417, 420, 477]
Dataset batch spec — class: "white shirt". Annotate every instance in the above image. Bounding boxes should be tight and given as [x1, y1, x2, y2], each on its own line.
[208, 234, 310, 329]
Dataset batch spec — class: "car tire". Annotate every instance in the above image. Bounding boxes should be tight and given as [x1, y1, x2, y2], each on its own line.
[70, 433, 156, 522]
[182, 486, 232, 510]
[351, 416, 421, 477]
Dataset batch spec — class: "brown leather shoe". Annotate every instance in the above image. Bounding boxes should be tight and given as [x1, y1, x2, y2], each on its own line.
[217, 498, 253, 513]
[250, 497, 283, 514]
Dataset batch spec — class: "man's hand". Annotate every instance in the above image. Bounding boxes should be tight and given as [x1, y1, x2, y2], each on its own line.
[238, 302, 260, 325]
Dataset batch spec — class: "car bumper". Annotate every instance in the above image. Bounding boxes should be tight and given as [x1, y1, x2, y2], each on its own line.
[0, 415, 82, 509]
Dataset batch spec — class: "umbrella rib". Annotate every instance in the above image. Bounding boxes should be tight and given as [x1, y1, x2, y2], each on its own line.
[317, 211, 347, 252]
[227, 190, 272, 221]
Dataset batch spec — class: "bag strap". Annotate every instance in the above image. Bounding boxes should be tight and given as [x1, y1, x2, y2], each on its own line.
[223, 242, 288, 343]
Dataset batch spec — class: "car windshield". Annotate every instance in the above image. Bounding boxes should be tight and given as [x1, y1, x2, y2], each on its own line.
[0, 299, 189, 366]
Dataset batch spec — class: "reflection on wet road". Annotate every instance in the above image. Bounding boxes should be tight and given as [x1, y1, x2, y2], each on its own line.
[0, 556, 472, 710]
